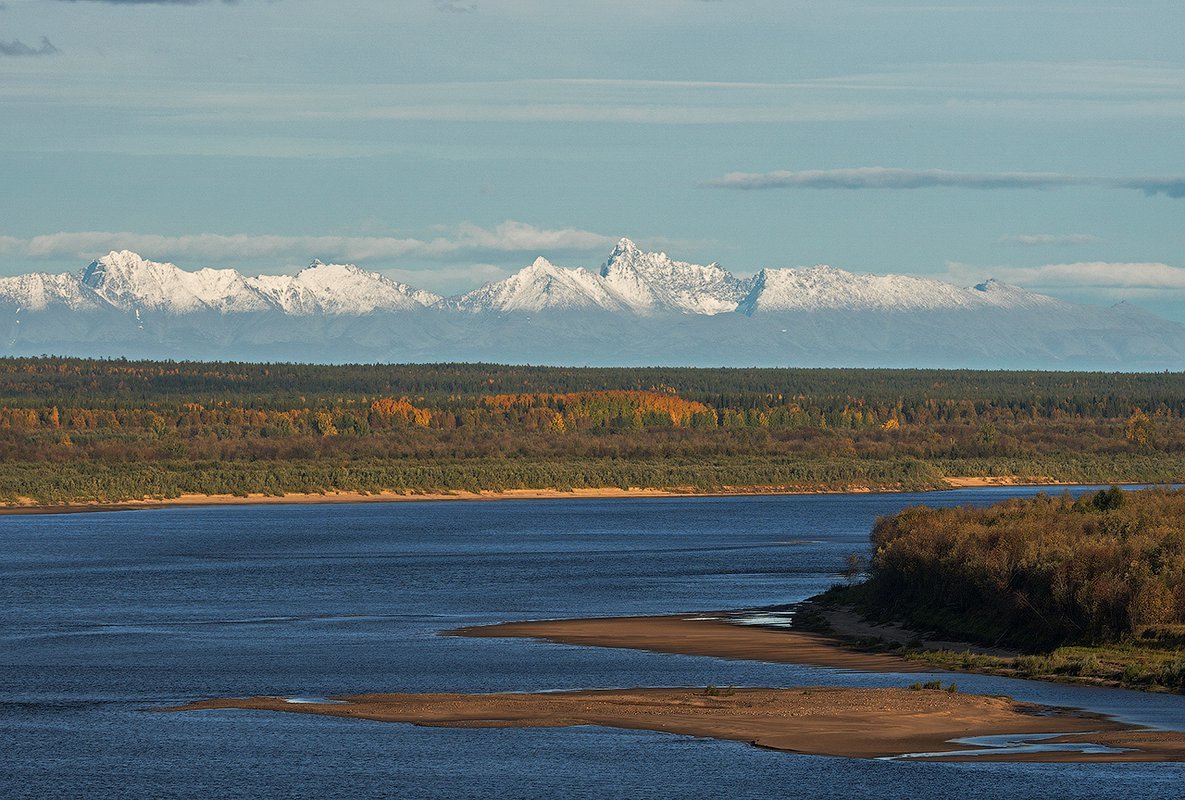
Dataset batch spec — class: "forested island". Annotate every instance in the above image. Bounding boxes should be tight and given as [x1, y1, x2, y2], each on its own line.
[0, 358, 1182, 506]
[815, 487, 1185, 692]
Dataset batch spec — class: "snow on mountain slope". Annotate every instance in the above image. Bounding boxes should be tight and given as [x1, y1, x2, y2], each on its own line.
[3, 243, 1182, 368]
[81, 251, 274, 313]
[248, 261, 441, 315]
[598, 238, 751, 315]
[73, 251, 439, 315]
[969, 278, 1065, 309]
[460, 242, 1055, 318]
[737, 265, 1063, 314]
[0, 243, 1117, 325]
[454, 256, 630, 313]
[0, 272, 99, 311]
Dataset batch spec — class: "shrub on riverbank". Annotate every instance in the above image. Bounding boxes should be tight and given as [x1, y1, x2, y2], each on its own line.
[839, 488, 1185, 651]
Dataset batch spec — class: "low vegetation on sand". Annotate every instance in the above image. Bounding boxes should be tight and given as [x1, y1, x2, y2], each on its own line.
[1, 358, 1182, 505]
[817, 487, 1185, 692]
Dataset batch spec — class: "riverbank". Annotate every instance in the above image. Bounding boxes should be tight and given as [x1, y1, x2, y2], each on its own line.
[158, 687, 1185, 762]
[0, 487, 690, 515]
[809, 488, 1185, 694]
[800, 599, 1185, 695]
[460, 607, 1185, 697]
[0, 476, 1112, 516]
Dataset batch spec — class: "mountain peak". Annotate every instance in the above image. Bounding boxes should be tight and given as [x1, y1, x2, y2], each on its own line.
[599, 241, 749, 315]
[455, 256, 625, 313]
[298, 260, 363, 278]
[69, 251, 439, 315]
[739, 265, 978, 315]
[77, 251, 280, 314]
[81, 250, 149, 287]
[256, 261, 439, 314]
[100, 249, 148, 265]
[969, 277, 1062, 309]
[4, 245, 1184, 368]
[613, 237, 641, 255]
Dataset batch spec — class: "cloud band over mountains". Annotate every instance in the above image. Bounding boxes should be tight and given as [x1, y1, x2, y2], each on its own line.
[946, 261, 1185, 291]
[999, 234, 1104, 247]
[0, 222, 616, 268]
[705, 167, 1185, 198]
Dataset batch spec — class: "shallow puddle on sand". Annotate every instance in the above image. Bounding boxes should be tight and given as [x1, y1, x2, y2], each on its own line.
[889, 732, 1132, 760]
[283, 697, 348, 705]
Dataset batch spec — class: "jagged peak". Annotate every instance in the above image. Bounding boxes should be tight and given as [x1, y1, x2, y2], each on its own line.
[191, 266, 244, 278]
[80, 259, 103, 286]
[452, 255, 624, 313]
[612, 237, 641, 255]
[4, 245, 1082, 321]
[744, 264, 857, 286]
[82, 250, 153, 285]
[297, 260, 366, 279]
[605, 245, 658, 268]
[512, 256, 586, 282]
[99, 249, 149, 265]
[595, 241, 749, 315]
[601, 241, 716, 277]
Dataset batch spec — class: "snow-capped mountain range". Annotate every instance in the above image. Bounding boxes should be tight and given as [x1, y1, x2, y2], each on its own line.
[64, 250, 442, 316]
[0, 238, 1066, 317]
[1, 239, 1182, 369]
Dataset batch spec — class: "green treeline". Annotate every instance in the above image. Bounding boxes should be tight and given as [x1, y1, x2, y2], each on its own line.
[0, 357, 1182, 503]
[0, 457, 951, 504]
[855, 488, 1185, 648]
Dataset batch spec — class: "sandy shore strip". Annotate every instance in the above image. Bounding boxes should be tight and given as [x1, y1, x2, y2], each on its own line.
[944, 476, 1064, 488]
[156, 687, 1185, 762]
[451, 613, 934, 673]
[1, 476, 1101, 516]
[0, 488, 694, 515]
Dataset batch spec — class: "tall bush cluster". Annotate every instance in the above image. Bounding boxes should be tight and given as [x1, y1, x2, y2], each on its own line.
[866, 488, 1185, 646]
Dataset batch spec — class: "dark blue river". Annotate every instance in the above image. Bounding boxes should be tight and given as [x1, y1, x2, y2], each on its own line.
[2, 487, 1183, 799]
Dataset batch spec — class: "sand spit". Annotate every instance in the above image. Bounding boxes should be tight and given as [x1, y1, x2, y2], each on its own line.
[158, 687, 1185, 762]
[451, 613, 933, 673]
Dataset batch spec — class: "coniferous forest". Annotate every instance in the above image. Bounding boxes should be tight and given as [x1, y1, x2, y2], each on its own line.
[0, 357, 1182, 504]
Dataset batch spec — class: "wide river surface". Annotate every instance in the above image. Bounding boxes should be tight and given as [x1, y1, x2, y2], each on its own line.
[3, 487, 1184, 799]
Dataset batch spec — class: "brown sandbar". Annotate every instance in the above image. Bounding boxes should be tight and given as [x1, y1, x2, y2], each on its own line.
[451, 613, 932, 673]
[158, 687, 1185, 762]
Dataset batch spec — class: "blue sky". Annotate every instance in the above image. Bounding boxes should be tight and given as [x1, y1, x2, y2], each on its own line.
[2, 0, 1183, 319]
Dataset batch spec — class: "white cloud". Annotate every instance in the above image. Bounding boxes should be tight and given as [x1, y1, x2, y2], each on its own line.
[705, 167, 1086, 190]
[945, 260, 1185, 289]
[815, 60, 1185, 95]
[705, 167, 1185, 198]
[6, 59, 1185, 141]
[998, 233, 1104, 246]
[0, 221, 617, 270]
